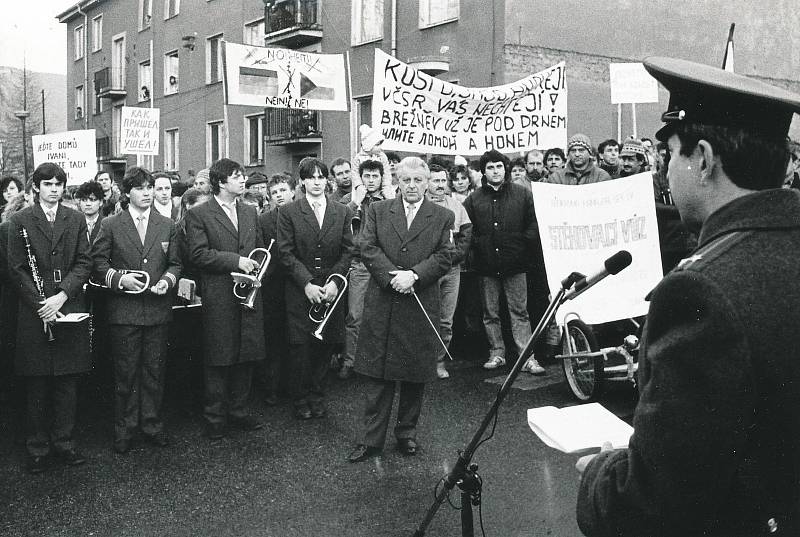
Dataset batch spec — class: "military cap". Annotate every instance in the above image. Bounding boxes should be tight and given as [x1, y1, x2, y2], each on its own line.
[643, 56, 800, 142]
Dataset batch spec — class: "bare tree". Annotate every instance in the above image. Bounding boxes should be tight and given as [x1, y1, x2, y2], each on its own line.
[0, 67, 43, 179]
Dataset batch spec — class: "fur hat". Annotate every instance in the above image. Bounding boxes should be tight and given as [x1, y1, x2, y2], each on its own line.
[567, 133, 593, 152]
[359, 124, 384, 152]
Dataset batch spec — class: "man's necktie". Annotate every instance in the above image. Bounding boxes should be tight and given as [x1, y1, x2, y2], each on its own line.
[406, 203, 416, 230]
[313, 201, 324, 228]
[225, 202, 238, 230]
[136, 215, 146, 244]
[46, 209, 56, 229]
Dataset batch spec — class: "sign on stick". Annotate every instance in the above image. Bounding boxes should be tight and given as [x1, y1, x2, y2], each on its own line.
[32, 129, 97, 186]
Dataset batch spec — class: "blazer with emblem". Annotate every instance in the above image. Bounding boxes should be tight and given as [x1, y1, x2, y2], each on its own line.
[185, 196, 265, 366]
[354, 197, 454, 383]
[277, 196, 354, 344]
[6, 203, 92, 376]
[91, 209, 181, 325]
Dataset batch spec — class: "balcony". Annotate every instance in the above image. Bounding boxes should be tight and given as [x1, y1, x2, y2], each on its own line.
[265, 108, 321, 145]
[96, 136, 126, 164]
[95, 67, 127, 100]
[264, 0, 322, 48]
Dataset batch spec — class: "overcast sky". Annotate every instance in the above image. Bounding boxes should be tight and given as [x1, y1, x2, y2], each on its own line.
[1, 0, 75, 74]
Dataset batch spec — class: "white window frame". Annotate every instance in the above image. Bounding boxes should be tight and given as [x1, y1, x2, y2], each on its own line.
[139, 0, 153, 31]
[74, 25, 85, 60]
[163, 50, 179, 95]
[206, 120, 226, 164]
[205, 33, 223, 84]
[163, 0, 180, 20]
[243, 18, 265, 46]
[244, 114, 264, 166]
[75, 85, 85, 120]
[91, 15, 103, 52]
[164, 128, 180, 171]
[112, 32, 127, 88]
[92, 79, 104, 115]
[112, 105, 123, 155]
[351, 0, 383, 46]
[138, 60, 152, 102]
[418, 0, 459, 29]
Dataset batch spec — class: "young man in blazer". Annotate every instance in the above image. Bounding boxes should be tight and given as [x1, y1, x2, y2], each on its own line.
[278, 157, 354, 420]
[185, 158, 266, 439]
[91, 167, 182, 454]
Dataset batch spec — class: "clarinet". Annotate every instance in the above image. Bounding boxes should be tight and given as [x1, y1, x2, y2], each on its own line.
[20, 227, 55, 342]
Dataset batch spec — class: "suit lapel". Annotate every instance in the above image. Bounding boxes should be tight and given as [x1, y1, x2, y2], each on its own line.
[121, 210, 144, 253]
[390, 198, 406, 241]
[299, 197, 321, 234]
[403, 199, 432, 245]
[209, 197, 238, 240]
[236, 203, 252, 249]
[51, 204, 69, 247]
[319, 199, 337, 240]
[142, 213, 162, 256]
[31, 204, 52, 243]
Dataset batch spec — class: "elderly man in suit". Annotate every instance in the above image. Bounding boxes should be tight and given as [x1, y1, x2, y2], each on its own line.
[278, 158, 353, 420]
[7, 162, 92, 474]
[186, 158, 266, 440]
[92, 167, 182, 454]
[347, 157, 454, 463]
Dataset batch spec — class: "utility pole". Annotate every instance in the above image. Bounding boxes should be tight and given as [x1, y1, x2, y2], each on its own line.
[14, 56, 30, 180]
[41, 89, 46, 134]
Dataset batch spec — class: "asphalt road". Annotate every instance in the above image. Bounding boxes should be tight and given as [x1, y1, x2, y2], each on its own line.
[0, 346, 637, 537]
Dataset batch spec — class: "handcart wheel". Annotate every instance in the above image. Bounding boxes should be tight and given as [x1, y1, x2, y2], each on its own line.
[561, 319, 603, 402]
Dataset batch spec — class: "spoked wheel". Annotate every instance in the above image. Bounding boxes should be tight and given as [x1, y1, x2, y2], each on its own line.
[561, 319, 603, 402]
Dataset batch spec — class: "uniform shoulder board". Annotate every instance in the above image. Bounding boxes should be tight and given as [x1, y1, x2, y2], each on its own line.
[674, 231, 753, 272]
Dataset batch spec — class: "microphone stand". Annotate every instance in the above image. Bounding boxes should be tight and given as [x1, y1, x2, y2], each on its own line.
[413, 274, 579, 537]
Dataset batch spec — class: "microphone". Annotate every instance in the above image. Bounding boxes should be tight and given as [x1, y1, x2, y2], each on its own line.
[563, 250, 632, 301]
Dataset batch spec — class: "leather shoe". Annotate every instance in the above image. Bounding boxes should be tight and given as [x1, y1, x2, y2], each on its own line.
[113, 438, 132, 454]
[143, 431, 170, 447]
[397, 438, 417, 456]
[56, 449, 87, 466]
[347, 444, 382, 463]
[310, 401, 327, 419]
[338, 364, 353, 380]
[205, 422, 225, 440]
[294, 405, 312, 420]
[26, 455, 49, 474]
[229, 415, 263, 431]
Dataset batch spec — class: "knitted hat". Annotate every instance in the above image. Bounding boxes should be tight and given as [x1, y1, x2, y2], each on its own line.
[620, 139, 648, 158]
[196, 168, 210, 182]
[567, 133, 593, 152]
[359, 124, 385, 152]
[454, 155, 468, 166]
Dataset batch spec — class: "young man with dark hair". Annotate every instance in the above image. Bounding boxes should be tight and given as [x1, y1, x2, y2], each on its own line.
[329, 158, 353, 203]
[91, 166, 182, 454]
[75, 181, 105, 244]
[576, 56, 800, 537]
[278, 157, 353, 420]
[6, 162, 93, 473]
[152, 172, 178, 220]
[186, 158, 266, 439]
[598, 138, 621, 178]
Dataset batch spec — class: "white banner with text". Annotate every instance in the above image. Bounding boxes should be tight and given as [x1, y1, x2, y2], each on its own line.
[121, 106, 160, 155]
[32, 129, 98, 187]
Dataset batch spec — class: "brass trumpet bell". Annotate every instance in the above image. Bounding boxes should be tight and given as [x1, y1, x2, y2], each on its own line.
[231, 239, 275, 310]
[309, 272, 349, 340]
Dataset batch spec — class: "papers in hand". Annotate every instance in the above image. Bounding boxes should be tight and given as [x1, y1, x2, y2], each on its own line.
[527, 403, 633, 454]
[55, 313, 91, 323]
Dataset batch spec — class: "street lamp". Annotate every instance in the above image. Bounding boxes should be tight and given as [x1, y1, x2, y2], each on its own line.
[14, 109, 30, 181]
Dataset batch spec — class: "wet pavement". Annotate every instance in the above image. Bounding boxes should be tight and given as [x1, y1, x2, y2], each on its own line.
[0, 348, 637, 537]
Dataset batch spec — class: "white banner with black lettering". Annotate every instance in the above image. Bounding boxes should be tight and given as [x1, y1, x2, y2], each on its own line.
[32, 129, 98, 187]
[120, 106, 160, 155]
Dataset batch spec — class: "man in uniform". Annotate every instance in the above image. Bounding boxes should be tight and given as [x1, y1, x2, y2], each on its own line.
[576, 57, 800, 536]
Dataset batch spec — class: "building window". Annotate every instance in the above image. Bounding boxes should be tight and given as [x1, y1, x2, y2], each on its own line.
[245, 114, 264, 165]
[74, 25, 85, 60]
[138, 60, 152, 102]
[207, 121, 225, 164]
[139, 0, 153, 30]
[92, 80, 104, 115]
[165, 129, 179, 171]
[75, 85, 85, 120]
[206, 34, 223, 84]
[164, 50, 179, 95]
[351, 0, 383, 46]
[163, 0, 180, 20]
[113, 105, 123, 155]
[92, 15, 103, 52]
[243, 18, 265, 46]
[356, 96, 372, 129]
[418, 0, 459, 28]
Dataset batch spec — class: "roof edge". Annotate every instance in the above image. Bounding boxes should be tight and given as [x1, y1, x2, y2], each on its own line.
[56, 0, 105, 23]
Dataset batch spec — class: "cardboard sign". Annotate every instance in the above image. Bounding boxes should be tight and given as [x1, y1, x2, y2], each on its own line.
[120, 106, 160, 155]
[372, 49, 567, 155]
[224, 42, 348, 111]
[609, 62, 659, 104]
[531, 173, 663, 324]
[32, 129, 98, 186]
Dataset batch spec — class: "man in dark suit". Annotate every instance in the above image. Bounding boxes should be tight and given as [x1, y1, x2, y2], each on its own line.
[91, 167, 181, 454]
[576, 58, 800, 536]
[185, 158, 266, 440]
[6, 163, 93, 473]
[75, 181, 105, 244]
[278, 158, 353, 420]
[348, 157, 454, 462]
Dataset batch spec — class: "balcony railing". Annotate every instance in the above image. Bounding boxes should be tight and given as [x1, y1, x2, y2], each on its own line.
[265, 0, 322, 48]
[265, 108, 321, 144]
[95, 67, 127, 99]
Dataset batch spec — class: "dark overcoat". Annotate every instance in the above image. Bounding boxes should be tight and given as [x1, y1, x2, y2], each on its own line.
[185, 197, 265, 366]
[354, 197, 454, 383]
[258, 208, 286, 327]
[578, 189, 800, 537]
[7, 203, 92, 376]
[277, 197, 353, 344]
[91, 210, 182, 326]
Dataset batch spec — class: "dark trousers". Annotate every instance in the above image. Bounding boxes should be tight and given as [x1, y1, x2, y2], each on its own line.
[109, 324, 169, 441]
[289, 338, 332, 407]
[360, 376, 425, 449]
[25, 374, 79, 457]
[203, 362, 254, 426]
[256, 314, 288, 398]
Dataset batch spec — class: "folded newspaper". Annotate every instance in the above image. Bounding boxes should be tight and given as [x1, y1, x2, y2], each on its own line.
[55, 313, 91, 323]
[527, 403, 633, 454]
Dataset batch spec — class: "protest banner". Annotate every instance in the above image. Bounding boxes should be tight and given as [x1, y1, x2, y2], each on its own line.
[223, 42, 348, 111]
[609, 62, 659, 104]
[531, 173, 663, 324]
[372, 49, 567, 155]
[32, 129, 97, 186]
[120, 106, 160, 155]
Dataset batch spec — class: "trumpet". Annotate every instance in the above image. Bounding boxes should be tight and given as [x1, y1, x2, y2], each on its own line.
[231, 239, 275, 310]
[309, 272, 349, 341]
[89, 270, 151, 294]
